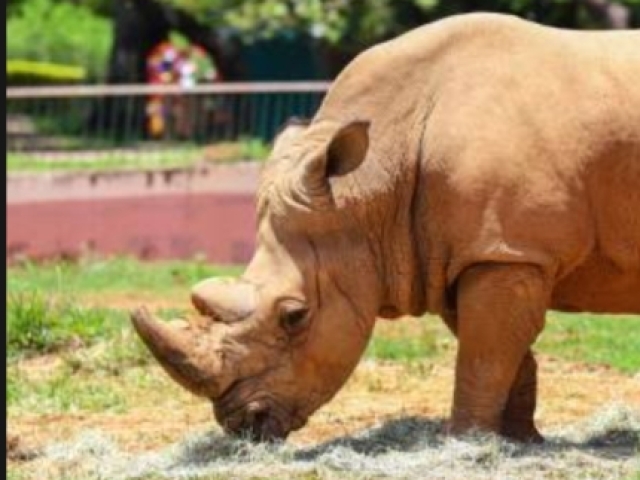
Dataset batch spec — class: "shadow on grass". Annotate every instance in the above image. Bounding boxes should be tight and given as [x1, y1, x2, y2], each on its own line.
[293, 415, 639, 461]
[296, 417, 447, 459]
[165, 412, 639, 466]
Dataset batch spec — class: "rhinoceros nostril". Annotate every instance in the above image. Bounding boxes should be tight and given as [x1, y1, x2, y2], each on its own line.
[246, 401, 268, 424]
[249, 409, 269, 428]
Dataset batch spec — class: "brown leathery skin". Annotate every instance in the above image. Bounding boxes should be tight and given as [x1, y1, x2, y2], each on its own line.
[132, 13, 640, 442]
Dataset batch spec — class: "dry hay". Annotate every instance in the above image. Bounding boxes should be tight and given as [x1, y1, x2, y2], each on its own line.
[15, 403, 640, 480]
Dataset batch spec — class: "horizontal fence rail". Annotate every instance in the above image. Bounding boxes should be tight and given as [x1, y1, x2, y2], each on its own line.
[6, 82, 332, 169]
[6, 81, 333, 98]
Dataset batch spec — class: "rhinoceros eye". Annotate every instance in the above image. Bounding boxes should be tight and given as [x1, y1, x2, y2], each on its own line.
[279, 301, 309, 334]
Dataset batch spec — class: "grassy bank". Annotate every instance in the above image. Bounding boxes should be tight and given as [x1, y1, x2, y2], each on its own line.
[7, 256, 242, 297]
[7, 257, 640, 372]
[6, 139, 270, 173]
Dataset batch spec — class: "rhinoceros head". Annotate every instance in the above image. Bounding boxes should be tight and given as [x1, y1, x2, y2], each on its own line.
[132, 119, 386, 441]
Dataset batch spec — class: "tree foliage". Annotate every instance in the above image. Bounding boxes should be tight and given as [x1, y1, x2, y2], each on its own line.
[6, 0, 113, 79]
[6, 0, 639, 84]
[162, 0, 640, 48]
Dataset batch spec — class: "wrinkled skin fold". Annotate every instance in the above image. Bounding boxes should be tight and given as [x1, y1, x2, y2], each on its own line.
[132, 13, 640, 443]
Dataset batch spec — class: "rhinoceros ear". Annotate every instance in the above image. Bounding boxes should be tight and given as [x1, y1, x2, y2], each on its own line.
[302, 120, 370, 206]
[325, 120, 370, 178]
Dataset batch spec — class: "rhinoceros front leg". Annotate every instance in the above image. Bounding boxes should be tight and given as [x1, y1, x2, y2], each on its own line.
[449, 263, 547, 438]
[442, 310, 543, 441]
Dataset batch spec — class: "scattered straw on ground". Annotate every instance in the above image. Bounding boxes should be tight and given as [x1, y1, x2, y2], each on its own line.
[8, 309, 640, 479]
[8, 353, 640, 479]
[11, 404, 640, 480]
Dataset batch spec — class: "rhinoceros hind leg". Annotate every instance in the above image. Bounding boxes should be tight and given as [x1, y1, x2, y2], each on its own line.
[501, 350, 544, 443]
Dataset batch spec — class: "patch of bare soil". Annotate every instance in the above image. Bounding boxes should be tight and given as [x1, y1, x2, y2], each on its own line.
[8, 353, 639, 459]
[6, 433, 39, 462]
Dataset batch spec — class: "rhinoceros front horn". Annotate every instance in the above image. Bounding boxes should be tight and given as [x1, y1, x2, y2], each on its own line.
[131, 307, 225, 398]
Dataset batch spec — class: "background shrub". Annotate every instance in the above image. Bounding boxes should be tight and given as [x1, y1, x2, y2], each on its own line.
[6, 59, 87, 85]
[6, 0, 112, 82]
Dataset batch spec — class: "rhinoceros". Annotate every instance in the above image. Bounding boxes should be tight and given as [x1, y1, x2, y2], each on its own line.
[132, 13, 640, 443]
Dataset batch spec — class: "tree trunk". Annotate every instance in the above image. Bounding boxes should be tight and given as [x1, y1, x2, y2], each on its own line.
[88, 0, 243, 139]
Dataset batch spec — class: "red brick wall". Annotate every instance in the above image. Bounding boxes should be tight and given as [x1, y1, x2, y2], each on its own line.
[6, 165, 260, 264]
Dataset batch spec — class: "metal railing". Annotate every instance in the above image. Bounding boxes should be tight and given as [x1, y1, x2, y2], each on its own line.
[6, 82, 331, 169]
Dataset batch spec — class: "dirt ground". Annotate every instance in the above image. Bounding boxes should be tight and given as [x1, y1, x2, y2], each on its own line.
[7, 293, 640, 477]
[8, 349, 640, 456]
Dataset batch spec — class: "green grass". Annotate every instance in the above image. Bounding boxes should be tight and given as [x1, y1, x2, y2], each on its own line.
[7, 257, 241, 363]
[6, 138, 270, 173]
[6, 292, 128, 360]
[6, 150, 204, 172]
[5, 257, 243, 414]
[5, 263, 639, 480]
[7, 256, 242, 296]
[5, 259, 640, 480]
[6, 258, 640, 374]
[362, 312, 640, 373]
[6, 327, 178, 416]
[6, 472, 27, 480]
[366, 335, 438, 360]
[61, 329, 154, 376]
[7, 365, 127, 414]
[365, 318, 447, 361]
[537, 311, 640, 374]
[235, 137, 271, 160]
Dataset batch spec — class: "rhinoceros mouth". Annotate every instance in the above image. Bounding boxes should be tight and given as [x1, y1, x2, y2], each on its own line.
[214, 395, 289, 441]
[218, 404, 288, 442]
[213, 379, 305, 442]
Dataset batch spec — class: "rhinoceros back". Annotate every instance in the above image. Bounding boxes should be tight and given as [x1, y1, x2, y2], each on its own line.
[311, 14, 640, 314]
